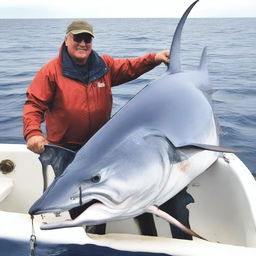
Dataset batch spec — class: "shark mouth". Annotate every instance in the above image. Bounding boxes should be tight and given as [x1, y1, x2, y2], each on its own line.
[69, 199, 103, 218]
[39, 190, 137, 230]
[40, 199, 106, 230]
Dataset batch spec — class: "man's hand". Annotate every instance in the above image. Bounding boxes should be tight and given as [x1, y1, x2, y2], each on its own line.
[27, 135, 48, 154]
[155, 50, 170, 65]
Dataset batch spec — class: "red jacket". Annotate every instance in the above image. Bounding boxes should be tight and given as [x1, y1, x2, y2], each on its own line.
[23, 45, 158, 148]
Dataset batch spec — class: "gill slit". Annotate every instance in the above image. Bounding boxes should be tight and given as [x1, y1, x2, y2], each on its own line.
[79, 186, 83, 206]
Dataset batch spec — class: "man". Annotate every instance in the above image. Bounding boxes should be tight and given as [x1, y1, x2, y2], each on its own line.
[23, 20, 170, 154]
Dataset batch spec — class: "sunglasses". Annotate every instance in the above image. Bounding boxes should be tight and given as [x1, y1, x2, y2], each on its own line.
[71, 33, 93, 44]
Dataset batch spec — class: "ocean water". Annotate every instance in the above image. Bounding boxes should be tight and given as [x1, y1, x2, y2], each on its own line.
[0, 17, 255, 178]
[0, 17, 255, 256]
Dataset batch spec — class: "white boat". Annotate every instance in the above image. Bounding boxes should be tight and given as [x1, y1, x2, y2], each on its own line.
[0, 143, 256, 256]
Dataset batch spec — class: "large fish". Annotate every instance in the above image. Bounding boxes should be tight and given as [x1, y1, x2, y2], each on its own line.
[29, 1, 234, 237]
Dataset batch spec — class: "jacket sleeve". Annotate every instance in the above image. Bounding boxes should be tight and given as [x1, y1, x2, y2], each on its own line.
[105, 53, 158, 86]
[23, 64, 56, 141]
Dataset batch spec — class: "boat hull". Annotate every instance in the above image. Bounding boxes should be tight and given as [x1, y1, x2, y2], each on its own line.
[0, 144, 256, 255]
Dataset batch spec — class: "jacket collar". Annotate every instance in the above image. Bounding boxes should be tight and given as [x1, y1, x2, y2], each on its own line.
[61, 44, 108, 84]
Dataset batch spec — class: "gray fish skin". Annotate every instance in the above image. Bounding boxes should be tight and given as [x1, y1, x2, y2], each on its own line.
[29, 0, 220, 229]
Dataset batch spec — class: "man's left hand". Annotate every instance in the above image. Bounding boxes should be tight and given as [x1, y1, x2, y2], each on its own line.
[155, 50, 170, 65]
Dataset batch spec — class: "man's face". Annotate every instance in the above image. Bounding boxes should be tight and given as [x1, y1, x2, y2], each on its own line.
[65, 33, 93, 65]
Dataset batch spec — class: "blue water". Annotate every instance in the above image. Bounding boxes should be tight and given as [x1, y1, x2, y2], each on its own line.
[0, 18, 255, 175]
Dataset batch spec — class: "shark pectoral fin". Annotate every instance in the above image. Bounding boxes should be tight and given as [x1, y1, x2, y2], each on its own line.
[39, 145, 76, 190]
[190, 144, 242, 153]
[147, 205, 207, 241]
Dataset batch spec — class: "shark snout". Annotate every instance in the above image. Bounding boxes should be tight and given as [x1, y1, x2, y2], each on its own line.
[29, 178, 79, 215]
[29, 199, 61, 215]
[29, 189, 71, 215]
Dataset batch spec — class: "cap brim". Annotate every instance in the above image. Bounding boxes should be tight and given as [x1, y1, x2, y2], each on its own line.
[70, 29, 94, 37]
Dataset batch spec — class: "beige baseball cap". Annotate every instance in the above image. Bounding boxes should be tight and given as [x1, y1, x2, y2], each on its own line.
[66, 20, 94, 37]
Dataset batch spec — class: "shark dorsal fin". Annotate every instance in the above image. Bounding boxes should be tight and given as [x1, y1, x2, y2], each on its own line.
[168, 0, 199, 74]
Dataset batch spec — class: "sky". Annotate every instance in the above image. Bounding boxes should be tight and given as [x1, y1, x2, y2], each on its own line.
[0, 0, 256, 18]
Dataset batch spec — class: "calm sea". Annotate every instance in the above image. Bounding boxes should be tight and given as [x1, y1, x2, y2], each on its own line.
[0, 18, 255, 256]
[0, 18, 255, 178]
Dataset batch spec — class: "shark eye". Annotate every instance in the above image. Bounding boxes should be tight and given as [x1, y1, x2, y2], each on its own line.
[90, 174, 101, 183]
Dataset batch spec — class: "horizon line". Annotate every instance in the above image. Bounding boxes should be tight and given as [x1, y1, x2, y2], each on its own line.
[0, 16, 255, 19]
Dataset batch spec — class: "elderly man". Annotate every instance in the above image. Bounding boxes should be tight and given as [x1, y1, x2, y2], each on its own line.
[23, 20, 169, 154]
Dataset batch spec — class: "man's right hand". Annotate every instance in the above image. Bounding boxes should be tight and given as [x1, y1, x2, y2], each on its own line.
[26, 135, 48, 154]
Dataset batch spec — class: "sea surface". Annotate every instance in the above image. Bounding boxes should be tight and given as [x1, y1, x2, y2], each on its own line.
[0, 17, 255, 256]
[0, 18, 255, 175]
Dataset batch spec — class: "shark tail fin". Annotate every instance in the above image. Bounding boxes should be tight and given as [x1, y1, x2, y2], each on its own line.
[39, 145, 76, 191]
[168, 0, 199, 74]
